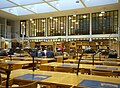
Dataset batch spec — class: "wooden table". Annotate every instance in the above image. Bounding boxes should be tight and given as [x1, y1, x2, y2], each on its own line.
[0, 60, 35, 70]
[5, 57, 55, 64]
[40, 62, 120, 74]
[64, 59, 120, 66]
[2, 69, 120, 88]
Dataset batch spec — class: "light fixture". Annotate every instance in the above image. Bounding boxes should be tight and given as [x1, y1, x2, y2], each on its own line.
[51, 27, 54, 29]
[73, 14, 76, 17]
[69, 17, 72, 20]
[72, 20, 76, 22]
[56, 2, 59, 7]
[71, 26, 74, 29]
[86, 0, 90, 1]
[42, 20, 45, 22]
[99, 13, 103, 16]
[50, 17, 53, 19]
[75, 22, 79, 24]
[30, 19, 33, 21]
[31, 21, 34, 23]
[9, 9, 13, 13]
[61, 27, 63, 29]
[101, 11, 105, 14]
[76, 0, 79, 3]
[83, 15, 87, 18]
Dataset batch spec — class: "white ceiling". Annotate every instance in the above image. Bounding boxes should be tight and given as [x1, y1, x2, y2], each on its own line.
[0, 0, 119, 20]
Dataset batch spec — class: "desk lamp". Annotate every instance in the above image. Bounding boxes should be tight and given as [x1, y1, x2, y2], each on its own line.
[0, 67, 11, 88]
[76, 47, 96, 75]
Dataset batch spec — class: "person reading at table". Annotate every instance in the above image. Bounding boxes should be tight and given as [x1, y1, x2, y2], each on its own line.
[38, 48, 45, 57]
[46, 47, 54, 58]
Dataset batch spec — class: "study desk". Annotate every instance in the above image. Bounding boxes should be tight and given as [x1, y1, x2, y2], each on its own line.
[64, 59, 120, 66]
[2, 69, 120, 88]
[40, 62, 120, 75]
[0, 60, 35, 70]
[5, 57, 55, 64]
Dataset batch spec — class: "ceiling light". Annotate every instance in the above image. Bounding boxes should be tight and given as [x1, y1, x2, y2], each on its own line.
[69, 17, 72, 20]
[61, 27, 63, 29]
[61, 22, 63, 24]
[34, 23, 36, 25]
[75, 22, 79, 24]
[71, 26, 74, 29]
[30, 19, 33, 21]
[31, 21, 34, 23]
[30, 6, 34, 10]
[9, 9, 13, 13]
[50, 17, 53, 19]
[73, 14, 76, 17]
[56, 2, 59, 7]
[54, 18, 58, 21]
[51, 28, 54, 29]
[99, 13, 103, 16]
[42, 20, 45, 22]
[72, 20, 76, 22]
[86, 0, 90, 1]
[83, 15, 87, 18]
[101, 11, 105, 14]
[76, 0, 79, 3]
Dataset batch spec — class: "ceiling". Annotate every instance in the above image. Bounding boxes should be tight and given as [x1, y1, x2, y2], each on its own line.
[0, 0, 118, 16]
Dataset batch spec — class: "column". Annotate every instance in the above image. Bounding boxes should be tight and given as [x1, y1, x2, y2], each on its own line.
[45, 18, 48, 41]
[118, 9, 120, 58]
[66, 16, 68, 42]
[89, 13, 92, 42]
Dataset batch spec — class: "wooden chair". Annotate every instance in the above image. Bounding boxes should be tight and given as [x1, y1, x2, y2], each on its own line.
[0, 79, 37, 88]
[56, 56, 63, 63]
[72, 86, 86, 88]
[91, 69, 118, 77]
[39, 65, 52, 71]
[0, 67, 11, 88]
[103, 62, 119, 66]
[54, 66, 74, 73]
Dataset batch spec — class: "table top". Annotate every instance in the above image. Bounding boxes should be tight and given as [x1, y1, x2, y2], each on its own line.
[4, 69, 120, 86]
[0, 60, 34, 65]
[5, 56, 55, 61]
[64, 59, 120, 65]
[41, 62, 120, 71]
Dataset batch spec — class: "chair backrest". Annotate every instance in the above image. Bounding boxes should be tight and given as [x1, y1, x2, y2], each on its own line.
[0, 80, 37, 88]
[54, 66, 74, 73]
[91, 69, 118, 77]
[56, 56, 63, 62]
[39, 65, 52, 71]
[103, 62, 119, 66]
[0, 67, 11, 88]
[72, 86, 86, 88]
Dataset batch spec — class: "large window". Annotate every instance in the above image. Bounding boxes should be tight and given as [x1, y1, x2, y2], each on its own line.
[47, 16, 66, 36]
[29, 18, 46, 37]
[20, 10, 118, 37]
[92, 10, 118, 34]
[20, 20, 27, 37]
[68, 13, 90, 35]
[20, 18, 46, 37]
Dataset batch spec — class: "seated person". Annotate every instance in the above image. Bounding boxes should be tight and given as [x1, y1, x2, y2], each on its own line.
[0, 49, 8, 56]
[7, 48, 14, 55]
[38, 49, 45, 57]
[108, 49, 117, 58]
[30, 49, 38, 57]
[55, 48, 63, 56]
[46, 48, 54, 58]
